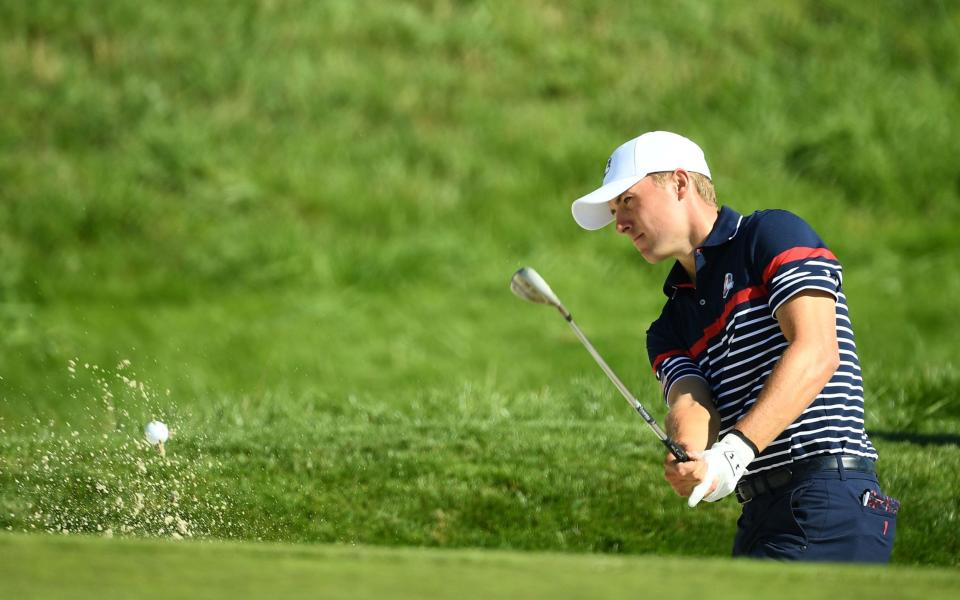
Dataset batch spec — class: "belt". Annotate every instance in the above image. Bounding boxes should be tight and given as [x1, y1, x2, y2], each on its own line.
[735, 455, 876, 503]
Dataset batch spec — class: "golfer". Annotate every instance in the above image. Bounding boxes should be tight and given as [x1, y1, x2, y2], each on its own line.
[571, 131, 898, 562]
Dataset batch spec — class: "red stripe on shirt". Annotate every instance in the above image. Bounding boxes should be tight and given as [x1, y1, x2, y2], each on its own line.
[657, 247, 836, 376]
[689, 286, 769, 359]
[652, 349, 687, 373]
[762, 247, 837, 285]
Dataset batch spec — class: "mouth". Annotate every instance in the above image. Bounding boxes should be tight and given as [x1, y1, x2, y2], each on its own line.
[632, 233, 645, 243]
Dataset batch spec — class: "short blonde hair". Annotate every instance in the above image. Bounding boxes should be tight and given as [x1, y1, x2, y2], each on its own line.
[650, 171, 716, 206]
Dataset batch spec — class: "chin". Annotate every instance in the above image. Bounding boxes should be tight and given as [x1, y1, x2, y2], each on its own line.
[637, 246, 667, 264]
[638, 249, 659, 264]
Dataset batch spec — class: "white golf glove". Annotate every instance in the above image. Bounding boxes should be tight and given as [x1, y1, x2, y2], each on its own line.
[688, 432, 757, 508]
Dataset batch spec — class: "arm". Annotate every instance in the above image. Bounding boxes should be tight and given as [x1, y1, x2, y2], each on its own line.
[645, 309, 719, 497]
[733, 289, 840, 452]
[663, 377, 720, 497]
[666, 377, 719, 452]
[685, 211, 845, 506]
[686, 289, 841, 506]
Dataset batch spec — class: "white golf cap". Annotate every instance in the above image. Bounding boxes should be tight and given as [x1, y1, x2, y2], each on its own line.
[571, 131, 712, 230]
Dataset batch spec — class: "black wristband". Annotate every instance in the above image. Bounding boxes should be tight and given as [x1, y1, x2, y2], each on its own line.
[728, 429, 760, 456]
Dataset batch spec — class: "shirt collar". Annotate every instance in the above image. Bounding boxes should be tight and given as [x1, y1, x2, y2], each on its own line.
[661, 206, 744, 297]
[701, 205, 744, 248]
[662, 261, 694, 297]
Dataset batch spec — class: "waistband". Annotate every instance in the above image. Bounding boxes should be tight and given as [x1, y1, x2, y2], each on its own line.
[735, 454, 876, 503]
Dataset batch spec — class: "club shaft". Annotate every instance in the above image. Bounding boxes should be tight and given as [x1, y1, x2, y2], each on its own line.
[564, 317, 665, 437]
[563, 314, 689, 462]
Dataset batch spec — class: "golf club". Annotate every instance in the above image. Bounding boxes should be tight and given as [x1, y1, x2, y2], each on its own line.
[510, 267, 690, 462]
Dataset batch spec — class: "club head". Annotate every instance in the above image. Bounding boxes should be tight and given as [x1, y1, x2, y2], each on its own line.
[510, 267, 569, 317]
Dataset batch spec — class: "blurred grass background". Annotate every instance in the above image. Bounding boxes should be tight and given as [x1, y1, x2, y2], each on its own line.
[1, 0, 958, 565]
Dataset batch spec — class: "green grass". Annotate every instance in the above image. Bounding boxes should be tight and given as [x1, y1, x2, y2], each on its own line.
[1, 0, 959, 572]
[2, 533, 959, 600]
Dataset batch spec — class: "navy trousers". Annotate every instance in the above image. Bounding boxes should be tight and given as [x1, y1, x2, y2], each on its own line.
[732, 469, 897, 562]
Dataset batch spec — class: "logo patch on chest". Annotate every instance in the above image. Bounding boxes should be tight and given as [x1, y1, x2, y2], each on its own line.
[723, 273, 733, 300]
[722, 273, 734, 299]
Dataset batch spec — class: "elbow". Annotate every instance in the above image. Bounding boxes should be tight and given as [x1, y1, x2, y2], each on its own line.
[817, 340, 841, 381]
[828, 339, 841, 372]
[793, 338, 840, 385]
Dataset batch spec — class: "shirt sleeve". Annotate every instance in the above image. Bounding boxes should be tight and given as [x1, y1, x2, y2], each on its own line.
[646, 311, 708, 405]
[749, 210, 843, 318]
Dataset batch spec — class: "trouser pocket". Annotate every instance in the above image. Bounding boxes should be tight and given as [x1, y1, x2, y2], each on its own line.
[790, 477, 896, 563]
[736, 476, 897, 562]
[856, 487, 898, 562]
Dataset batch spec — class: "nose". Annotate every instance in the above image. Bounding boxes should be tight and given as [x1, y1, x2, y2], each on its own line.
[615, 217, 632, 235]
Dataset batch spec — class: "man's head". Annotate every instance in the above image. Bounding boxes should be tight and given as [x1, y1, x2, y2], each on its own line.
[571, 131, 717, 264]
[605, 169, 717, 263]
[571, 131, 713, 230]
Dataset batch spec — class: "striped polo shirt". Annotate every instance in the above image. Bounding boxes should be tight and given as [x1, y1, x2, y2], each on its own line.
[646, 206, 878, 475]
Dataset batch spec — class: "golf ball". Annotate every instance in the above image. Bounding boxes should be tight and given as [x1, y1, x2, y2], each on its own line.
[144, 420, 169, 445]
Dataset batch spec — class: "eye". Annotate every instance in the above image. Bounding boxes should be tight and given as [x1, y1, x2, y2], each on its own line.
[623, 196, 632, 206]
[610, 207, 616, 215]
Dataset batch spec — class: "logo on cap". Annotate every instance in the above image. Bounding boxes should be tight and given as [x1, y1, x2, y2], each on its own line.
[603, 156, 612, 181]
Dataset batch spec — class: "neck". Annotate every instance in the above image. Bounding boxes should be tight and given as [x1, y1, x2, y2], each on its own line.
[679, 255, 697, 283]
[677, 205, 721, 284]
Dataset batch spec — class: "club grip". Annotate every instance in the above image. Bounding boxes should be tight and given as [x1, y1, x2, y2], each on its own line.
[663, 438, 690, 462]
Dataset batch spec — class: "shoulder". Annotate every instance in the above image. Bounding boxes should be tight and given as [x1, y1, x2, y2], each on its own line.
[740, 208, 826, 251]
[646, 297, 689, 345]
[646, 301, 675, 335]
[741, 209, 815, 237]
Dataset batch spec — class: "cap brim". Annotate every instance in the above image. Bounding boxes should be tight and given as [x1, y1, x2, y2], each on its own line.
[571, 176, 642, 230]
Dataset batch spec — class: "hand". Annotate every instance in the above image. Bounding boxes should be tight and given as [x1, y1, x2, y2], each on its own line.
[687, 432, 756, 507]
[664, 449, 713, 498]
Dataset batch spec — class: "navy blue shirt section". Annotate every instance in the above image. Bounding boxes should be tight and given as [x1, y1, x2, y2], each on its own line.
[646, 207, 877, 474]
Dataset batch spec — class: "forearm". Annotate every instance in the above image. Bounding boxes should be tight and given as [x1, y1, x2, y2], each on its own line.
[734, 340, 839, 452]
[666, 377, 720, 452]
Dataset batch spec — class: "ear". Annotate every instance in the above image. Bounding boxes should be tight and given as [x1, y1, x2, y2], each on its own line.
[673, 169, 691, 200]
